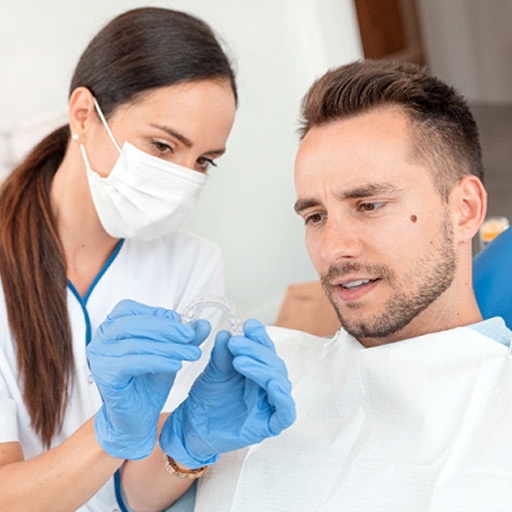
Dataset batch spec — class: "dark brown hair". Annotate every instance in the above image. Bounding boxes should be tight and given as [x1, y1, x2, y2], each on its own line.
[0, 7, 237, 448]
[299, 59, 483, 198]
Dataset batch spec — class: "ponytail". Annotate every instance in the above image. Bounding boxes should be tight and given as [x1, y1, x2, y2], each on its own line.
[0, 126, 74, 447]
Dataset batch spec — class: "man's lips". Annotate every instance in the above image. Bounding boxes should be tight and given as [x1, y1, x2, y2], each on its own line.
[330, 275, 379, 288]
[332, 277, 380, 302]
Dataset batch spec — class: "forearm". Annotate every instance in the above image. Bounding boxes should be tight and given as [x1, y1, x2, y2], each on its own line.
[120, 415, 195, 512]
[0, 417, 122, 512]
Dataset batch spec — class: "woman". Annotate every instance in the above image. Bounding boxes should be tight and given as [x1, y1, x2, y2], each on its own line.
[0, 7, 237, 511]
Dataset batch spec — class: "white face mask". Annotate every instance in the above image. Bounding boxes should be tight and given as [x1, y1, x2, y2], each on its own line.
[79, 98, 207, 241]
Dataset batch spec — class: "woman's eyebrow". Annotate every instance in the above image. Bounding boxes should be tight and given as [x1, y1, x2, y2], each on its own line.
[150, 123, 226, 155]
[150, 123, 193, 147]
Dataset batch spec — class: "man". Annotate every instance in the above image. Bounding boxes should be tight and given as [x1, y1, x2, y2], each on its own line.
[191, 60, 512, 511]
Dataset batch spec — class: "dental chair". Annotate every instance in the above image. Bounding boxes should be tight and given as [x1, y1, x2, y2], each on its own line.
[473, 227, 512, 327]
[275, 281, 341, 337]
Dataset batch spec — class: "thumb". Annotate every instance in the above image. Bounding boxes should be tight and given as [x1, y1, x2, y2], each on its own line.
[209, 330, 235, 376]
[190, 319, 212, 346]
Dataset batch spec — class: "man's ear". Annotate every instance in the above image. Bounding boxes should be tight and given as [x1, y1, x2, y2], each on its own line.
[68, 87, 97, 139]
[450, 175, 487, 243]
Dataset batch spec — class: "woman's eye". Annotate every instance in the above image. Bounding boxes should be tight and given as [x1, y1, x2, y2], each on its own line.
[151, 140, 173, 155]
[197, 157, 217, 172]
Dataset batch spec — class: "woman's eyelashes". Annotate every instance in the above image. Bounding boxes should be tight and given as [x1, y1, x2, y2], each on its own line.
[151, 140, 174, 157]
[197, 157, 217, 172]
[150, 139, 218, 172]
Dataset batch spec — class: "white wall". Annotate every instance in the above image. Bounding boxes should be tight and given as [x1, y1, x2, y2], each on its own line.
[417, 0, 512, 104]
[0, 0, 363, 321]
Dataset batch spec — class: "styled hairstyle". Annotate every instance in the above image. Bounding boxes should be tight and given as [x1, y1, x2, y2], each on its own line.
[299, 59, 483, 198]
[0, 7, 237, 448]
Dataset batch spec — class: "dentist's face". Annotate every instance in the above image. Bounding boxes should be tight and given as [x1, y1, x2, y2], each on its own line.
[84, 79, 236, 176]
[294, 107, 457, 347]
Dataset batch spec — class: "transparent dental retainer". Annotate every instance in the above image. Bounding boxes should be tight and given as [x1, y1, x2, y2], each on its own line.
[181, 295, 244, 335]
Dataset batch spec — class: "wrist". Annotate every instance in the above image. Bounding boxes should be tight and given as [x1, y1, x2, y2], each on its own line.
[162, 452, 209, 479]
[159, 410, 219, 469]
[94, 408, 156, 460]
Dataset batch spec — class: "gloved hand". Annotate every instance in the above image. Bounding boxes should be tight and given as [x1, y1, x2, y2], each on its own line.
[87, 299, 211, 460]
[159, 319, 296, 469]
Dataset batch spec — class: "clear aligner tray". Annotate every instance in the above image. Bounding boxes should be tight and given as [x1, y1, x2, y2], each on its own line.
[180, 295, 244, 335]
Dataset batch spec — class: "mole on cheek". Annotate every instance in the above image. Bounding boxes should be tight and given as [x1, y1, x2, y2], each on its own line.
[410, 214, 417, 223]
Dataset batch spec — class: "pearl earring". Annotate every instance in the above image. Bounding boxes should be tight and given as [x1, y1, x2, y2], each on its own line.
[72, 133, 79, 141]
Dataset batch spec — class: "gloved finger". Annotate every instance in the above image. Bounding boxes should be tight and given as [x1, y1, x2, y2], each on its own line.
[228, 337, 289, 377]
[106, 299, 181, 322]
[208, 330, 235, 376]
[231, 355, 292, 395]
[87, 338, 202, 362]
[267, 380, 297, 434]
[190, 319, 212, 346]
[242, 319, 276, 351]
[95, 315, 196, 343]
[90, 351, 198, 385]
[231, 355, 296, 435]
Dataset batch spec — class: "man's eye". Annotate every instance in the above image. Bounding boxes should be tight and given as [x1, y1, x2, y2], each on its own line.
[359, 202, 385, 212]
[304, 212, 325, 225]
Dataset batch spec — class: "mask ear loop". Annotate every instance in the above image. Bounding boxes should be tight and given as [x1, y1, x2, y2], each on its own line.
[92, 97, 122, 153]
[181, 296, 244, 335]
[79, 144, 94, 172]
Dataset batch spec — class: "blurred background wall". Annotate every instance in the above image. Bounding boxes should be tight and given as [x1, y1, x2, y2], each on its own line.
[1, 0, 510, 322]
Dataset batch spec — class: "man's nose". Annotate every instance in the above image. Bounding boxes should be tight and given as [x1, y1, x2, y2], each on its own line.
[317, 217, 363, 265]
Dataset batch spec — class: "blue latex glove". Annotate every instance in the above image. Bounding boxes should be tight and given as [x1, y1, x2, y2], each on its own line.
[159, 319, 296, 468]
[87, 299, 211, 460]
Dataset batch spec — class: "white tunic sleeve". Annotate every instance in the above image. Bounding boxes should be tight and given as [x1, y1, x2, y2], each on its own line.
[0, 371, 18, 443]
[0, 284, 23, 444]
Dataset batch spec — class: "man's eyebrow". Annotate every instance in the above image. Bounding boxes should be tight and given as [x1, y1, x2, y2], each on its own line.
[340, 182, 402, 199]
[294, 198, 320, 214]
[294, 183, 402, 214]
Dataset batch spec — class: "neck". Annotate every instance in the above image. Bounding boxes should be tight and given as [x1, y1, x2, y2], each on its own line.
[51, 151, 119, 296]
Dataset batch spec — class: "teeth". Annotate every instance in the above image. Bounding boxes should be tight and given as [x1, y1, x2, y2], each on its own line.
[342, 279, 371, 290]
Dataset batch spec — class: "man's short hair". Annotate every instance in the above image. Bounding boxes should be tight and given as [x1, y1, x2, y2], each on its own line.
[299, 60, 484, 199]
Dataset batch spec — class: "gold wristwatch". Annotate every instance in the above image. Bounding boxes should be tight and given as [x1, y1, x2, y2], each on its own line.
[162, 452, 209, 479]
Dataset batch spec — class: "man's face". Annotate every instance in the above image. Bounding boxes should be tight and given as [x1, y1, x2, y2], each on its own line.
[294, 107, 458, 346]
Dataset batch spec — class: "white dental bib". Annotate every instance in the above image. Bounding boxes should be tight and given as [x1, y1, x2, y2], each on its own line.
[196, 325, 512, 512]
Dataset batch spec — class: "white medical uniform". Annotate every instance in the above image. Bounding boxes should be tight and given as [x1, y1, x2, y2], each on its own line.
[0, 229, 224, 512]
[196, 322, 512, 512]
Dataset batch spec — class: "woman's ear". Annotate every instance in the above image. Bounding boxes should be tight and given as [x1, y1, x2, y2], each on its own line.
[68, 87, 97, 138]
[450, 175, 487, 243]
